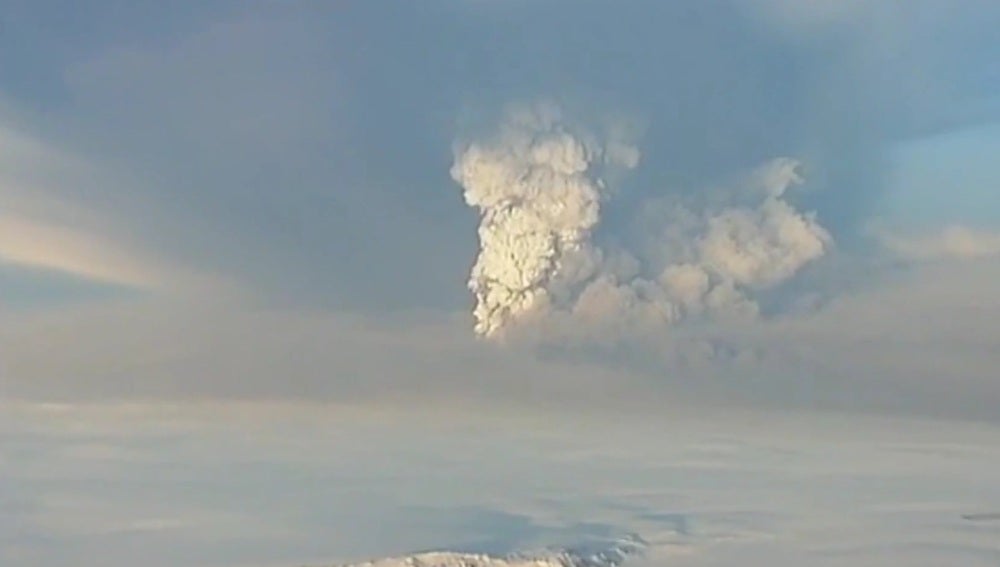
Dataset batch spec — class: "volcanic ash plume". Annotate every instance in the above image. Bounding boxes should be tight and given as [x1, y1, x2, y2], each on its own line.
[696, 159, 829, 290]
[450, 105, 639, 338]
[451, 106, 831, 341]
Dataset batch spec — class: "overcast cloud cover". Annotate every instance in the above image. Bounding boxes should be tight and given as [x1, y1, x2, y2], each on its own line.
[2, 1, 1000, 566]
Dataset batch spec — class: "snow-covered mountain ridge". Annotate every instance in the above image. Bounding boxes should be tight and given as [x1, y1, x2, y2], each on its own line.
[318, 535, 646, 567]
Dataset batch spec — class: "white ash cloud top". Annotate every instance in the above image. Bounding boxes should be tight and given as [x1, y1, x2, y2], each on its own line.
[452, 106, 831, 341]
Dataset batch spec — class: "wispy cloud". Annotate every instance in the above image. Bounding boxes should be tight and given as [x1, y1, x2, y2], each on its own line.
[0, 124, 234, 297]
[877, 225, 1000, 262]
[0, 214, 161, 288]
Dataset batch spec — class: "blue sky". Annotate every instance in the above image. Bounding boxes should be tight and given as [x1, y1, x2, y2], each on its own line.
[885, 123, 1000, 228]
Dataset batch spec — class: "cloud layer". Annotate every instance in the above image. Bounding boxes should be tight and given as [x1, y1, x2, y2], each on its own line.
[878, 225, 1000, 261]
[5, 399, 1000, 567]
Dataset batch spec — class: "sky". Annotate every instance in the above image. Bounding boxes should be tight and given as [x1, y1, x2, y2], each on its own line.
[2, 1, 1000, 566]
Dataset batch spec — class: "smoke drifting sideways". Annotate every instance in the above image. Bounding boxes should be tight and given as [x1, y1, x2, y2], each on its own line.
[451, 104, 832, 342]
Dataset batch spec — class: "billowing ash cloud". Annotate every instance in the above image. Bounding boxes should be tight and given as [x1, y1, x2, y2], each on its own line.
[452, 105, 831, 341]
[449, 104, 640, 338]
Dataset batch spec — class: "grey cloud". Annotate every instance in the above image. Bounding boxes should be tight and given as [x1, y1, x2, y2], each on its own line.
[6, 1, 996, 312]
[3, 1, 999, 425]
[2, 258, 999, 423]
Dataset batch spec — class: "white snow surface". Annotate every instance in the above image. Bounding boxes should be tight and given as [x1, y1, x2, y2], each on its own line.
[5, 404, 1000, 567]
[323, 536, 645, 567]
